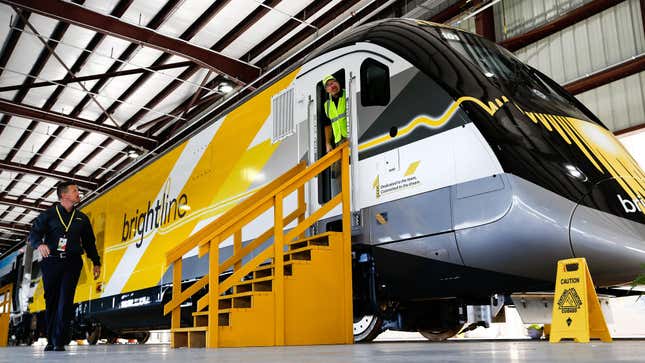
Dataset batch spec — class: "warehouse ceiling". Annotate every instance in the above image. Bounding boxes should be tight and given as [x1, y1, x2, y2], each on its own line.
[0, 0, 484, 255]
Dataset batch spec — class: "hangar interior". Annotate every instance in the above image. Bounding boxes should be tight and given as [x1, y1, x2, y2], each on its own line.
[0, 0, 644, 358]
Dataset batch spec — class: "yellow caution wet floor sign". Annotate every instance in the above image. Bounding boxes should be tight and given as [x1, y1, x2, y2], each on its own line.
[549, 258, 611, 343]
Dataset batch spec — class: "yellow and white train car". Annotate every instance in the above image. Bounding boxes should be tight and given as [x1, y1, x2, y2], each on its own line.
[6, 19, 645, 344]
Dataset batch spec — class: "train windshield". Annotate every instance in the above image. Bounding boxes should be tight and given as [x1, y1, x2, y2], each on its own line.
[439, 28, 577, 109]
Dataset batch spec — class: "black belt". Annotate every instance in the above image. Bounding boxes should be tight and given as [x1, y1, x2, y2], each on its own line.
[48, 252, 80, 259]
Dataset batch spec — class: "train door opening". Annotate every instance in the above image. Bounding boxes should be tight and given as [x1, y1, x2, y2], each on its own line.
[314, 69, 346, 205]
[307, 55, 394, 216]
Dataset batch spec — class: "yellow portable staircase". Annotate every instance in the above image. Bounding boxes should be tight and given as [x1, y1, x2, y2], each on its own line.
[164, 143, 353, 348]
[0, 283, 12, 346]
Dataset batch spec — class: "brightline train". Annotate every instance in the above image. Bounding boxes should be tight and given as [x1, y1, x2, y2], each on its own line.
[3, 19, 645, 344]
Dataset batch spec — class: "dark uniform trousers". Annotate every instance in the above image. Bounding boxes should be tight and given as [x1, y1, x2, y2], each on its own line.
[41, 253, 83, 346]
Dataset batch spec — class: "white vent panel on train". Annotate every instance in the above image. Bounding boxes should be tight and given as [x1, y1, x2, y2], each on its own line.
[271, 87, 295, 143]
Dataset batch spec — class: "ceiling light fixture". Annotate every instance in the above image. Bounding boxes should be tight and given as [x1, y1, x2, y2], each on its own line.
[218, 82, 233, 93]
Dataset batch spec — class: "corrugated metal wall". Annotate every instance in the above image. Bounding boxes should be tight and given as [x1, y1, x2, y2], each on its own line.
[576, 72, 645, 132]
[497, 0, 644, 133]
[456, 16, 476, 33]
[513, 0, 644, 84]
[498, 0, 593, 39]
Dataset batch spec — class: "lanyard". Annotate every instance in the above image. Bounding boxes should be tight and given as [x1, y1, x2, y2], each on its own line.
[55, 205, 76, 233]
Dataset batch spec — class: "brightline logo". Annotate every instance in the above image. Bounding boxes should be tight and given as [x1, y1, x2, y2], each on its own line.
[121, 191, 189, 247]
[617, 194, 645, 213]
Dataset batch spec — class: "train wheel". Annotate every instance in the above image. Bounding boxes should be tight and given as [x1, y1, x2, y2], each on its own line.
[419, 324, 463, 342]
[86, 326, 101, 345]
[353, 315, 383, 343]
[136, 332, 150, 344]
[105, 333, 119, 345]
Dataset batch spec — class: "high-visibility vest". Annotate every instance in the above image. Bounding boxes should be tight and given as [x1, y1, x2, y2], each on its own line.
[324, 90, 348, 144]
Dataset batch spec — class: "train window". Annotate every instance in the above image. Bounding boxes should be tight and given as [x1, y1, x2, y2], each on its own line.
[441, 30, 577, 111]
[360, 58, 390, 106]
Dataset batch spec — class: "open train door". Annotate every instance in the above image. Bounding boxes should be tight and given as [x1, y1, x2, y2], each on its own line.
[302, 56, 362, 229]
[569, 176, 645, 286]
[303, 48, 401, 229]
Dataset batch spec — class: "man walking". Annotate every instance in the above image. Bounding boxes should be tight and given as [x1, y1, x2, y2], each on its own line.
[29, 181, 101, 351]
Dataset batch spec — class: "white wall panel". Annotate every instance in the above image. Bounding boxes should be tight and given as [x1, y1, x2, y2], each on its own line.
[514, 0, 644, 84]
[576, 71, 645, 132]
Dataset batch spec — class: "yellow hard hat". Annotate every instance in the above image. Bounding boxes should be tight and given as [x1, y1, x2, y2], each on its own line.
[322, 75, 336, 85]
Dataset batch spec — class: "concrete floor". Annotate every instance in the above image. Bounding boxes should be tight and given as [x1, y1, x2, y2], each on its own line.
[1, 340, 644, 362]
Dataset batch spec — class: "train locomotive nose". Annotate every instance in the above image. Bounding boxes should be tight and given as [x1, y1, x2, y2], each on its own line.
[569, 177, 645, 287]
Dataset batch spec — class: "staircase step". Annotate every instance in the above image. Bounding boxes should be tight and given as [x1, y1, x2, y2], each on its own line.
[234, 276, 274, 294]
[284, 248, 311, 262]
[193, 311, 208, 327]
[171, 327, 207, 348]
[287, 232, 334, 250]
[191, 309, 234, 327]
[172, 326, 208, 332]
[253, 260, 305, 278]
[218, 291, 268, 309]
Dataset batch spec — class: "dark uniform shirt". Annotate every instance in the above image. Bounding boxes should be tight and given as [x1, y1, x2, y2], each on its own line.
[29, 204, 101, 266]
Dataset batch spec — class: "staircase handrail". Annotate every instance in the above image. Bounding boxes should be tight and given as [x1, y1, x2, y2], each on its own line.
[164, 142, 351, 348]
[165, 160, 307, 265]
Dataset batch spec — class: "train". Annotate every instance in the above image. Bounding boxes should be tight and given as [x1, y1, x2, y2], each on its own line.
[2, 19, 645, 344]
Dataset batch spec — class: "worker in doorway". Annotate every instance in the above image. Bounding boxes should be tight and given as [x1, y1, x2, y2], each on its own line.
[29, 181, 101, 352]
[322, 74, 348, 153]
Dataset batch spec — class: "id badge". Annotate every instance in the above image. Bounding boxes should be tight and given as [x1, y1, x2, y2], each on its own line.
[57, 237, 67, 252]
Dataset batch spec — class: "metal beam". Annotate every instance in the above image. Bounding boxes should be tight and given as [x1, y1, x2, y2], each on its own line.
[0, 159, 97, 190]
[67, 0, 231, 180]
[257, 0, 363, 68]
[90, 0, 231, 128]
[155, 0, 382, 141]
[0, 60, 193, 93]
[0, 221, 31, 234]
[2, 0, 261, 84]
[0, 10, 29, 78]
[30, 0, 177, 185]
[615, 123, 645, 136]
[67, 137, 115, 176]
[118, 0, 280, 132]
[0, 99, 157, 150]
[90, 151, 127, 180]
[240, 0, 330, 62]
[145, 91, 222, 136]
[0, 0, 134, 203]
[100, 153, 133, 181]
[0, 11, 69, 137]
[499, 0, 625, 52]
[18, 9, 123, 129]
[0, 239, 21, 246]
[474, 0, 495, 41]
[138, 77, 224, 133]
[430, 0, 472, 23]
[564, 54, 645, 95]
[0, 197, 49, 212]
